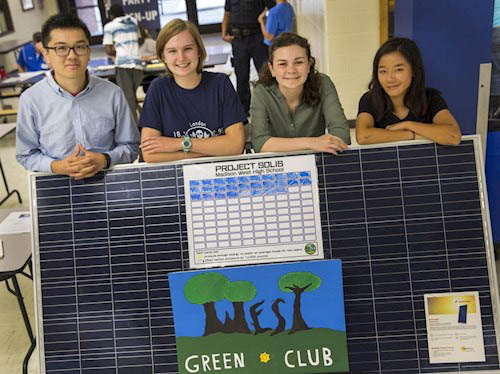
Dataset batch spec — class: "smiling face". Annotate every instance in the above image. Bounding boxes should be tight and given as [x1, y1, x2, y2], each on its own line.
[162, 30, 200, 80]
[269, 44, 311, 92]
[42, 28, 90, 85]
[377, 51, 413, 100]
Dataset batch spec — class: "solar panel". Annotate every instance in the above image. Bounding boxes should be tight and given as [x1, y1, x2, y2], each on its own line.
[31, 136, 500, 374]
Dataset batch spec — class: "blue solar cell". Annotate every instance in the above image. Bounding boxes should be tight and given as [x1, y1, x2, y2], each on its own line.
[276, 186, 288, 194]
[263, 181, 275, 188]
[251, 188, 263, 196]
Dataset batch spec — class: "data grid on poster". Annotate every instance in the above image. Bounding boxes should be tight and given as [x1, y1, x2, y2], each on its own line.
[183, 154, 324, 268]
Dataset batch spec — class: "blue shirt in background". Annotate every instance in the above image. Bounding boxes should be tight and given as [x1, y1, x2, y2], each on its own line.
[139, 71, 247, 138]
[16, 72, 140, 172]
[264, 2, 295, 46]
[17, 43, 47, 71]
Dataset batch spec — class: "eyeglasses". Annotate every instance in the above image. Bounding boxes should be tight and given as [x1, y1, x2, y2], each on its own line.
[44, 44, 90, 57]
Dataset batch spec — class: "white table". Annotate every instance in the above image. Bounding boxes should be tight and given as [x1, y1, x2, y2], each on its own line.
[0, 208, 34, 374]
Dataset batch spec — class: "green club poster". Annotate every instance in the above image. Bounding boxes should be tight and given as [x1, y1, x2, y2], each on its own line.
[168, 260, 348, 373]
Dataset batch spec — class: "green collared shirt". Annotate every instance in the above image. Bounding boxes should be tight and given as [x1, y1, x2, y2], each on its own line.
[250, 73, 351, 152]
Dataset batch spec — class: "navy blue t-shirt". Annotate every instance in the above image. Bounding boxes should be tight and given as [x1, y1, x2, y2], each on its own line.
[139, 72, 246, 138]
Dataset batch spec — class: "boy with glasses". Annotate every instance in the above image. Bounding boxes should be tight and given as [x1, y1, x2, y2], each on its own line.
[16, 13, 140, 180]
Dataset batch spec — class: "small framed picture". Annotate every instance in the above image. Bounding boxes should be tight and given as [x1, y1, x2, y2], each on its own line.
[20, 0, 34, 11]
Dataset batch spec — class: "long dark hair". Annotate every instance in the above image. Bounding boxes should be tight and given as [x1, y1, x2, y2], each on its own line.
[369, 37, 427, 121]
[256, 33, 321, 106]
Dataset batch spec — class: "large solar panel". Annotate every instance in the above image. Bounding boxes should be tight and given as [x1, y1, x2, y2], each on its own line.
[32, 136, 500, 374]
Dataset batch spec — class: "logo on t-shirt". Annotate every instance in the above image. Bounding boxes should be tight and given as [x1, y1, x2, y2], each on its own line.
[184, 121, 223, 138]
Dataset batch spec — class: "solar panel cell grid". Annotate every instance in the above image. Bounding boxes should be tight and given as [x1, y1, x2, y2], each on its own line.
[33, 138, 499, 373]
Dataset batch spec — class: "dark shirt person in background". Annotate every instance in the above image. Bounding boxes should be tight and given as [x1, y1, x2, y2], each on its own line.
[17, 32, 48, 72]
[222, 0, 275, 116]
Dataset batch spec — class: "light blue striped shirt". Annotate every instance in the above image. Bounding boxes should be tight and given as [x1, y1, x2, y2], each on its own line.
[103, 15, 142, 69]
[495, 0, 500, 28]
[16, 72, 140, 172]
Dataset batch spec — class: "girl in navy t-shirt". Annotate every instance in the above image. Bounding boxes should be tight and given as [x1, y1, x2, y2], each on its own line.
[139, 19, 246, 163]
[355, 37, 461, 145]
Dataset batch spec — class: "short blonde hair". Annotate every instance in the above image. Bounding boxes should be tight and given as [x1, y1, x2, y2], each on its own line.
[156, 19, 207, 76]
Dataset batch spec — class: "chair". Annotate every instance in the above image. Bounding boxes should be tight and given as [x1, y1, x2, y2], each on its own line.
[0, 209, 35, 374]
[1, 259, 35, 374]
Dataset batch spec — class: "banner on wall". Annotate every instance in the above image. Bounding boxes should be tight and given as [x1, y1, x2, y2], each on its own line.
[112, 0, 160, 30]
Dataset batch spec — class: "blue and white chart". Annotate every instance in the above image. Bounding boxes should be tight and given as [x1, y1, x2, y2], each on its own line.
[183, 154, 324, 268]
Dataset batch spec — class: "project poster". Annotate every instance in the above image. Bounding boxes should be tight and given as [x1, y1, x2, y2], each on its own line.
[168, 260, 348, 374]
[424, 291, 486, 363]
[183, 155, 323, 268]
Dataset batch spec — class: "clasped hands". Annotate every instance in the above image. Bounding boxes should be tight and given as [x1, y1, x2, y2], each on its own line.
[52, 144, 107, 180]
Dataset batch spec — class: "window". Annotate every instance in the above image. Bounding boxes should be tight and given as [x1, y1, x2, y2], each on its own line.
[0, 0, 14, 37]
[159, 0, 188, 26]
[75, 0, 103, 37]
[158, 0, 223, 33]
[196, 0, 224, 26]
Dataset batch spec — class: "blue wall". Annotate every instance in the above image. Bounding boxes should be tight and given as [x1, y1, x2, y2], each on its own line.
[395, 0, 494, 135]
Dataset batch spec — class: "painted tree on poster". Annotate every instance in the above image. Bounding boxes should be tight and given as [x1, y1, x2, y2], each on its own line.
[278, 272, 321, 334]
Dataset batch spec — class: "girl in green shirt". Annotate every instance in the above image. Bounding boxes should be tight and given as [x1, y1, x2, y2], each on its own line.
[250, 32, 350, 153]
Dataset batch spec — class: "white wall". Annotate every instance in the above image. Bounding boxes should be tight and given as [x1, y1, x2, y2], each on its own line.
[294, 0, 380, 119]
[0, 0, 59, 72]
[292, 0, 327, 73]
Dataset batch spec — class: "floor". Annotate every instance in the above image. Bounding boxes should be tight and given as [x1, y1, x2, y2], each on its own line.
[0, 36, 499, 374]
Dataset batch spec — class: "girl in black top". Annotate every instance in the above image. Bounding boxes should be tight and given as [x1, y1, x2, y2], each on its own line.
[355, 37, 461, 145]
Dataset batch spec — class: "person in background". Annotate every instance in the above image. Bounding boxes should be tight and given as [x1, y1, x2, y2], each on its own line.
[355, 37, 461, 145]
[222, 0, 276, 116]
[139, 19, 246, 163]
[139, 24, 157, 62]
[16, 13, 140, 179]
[103, 4, 143, 121]
[258, 0, 295, 46]
[17, 32, 48, 72]
[138, 24, 157, 94]
[250, 33, 350, 154]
